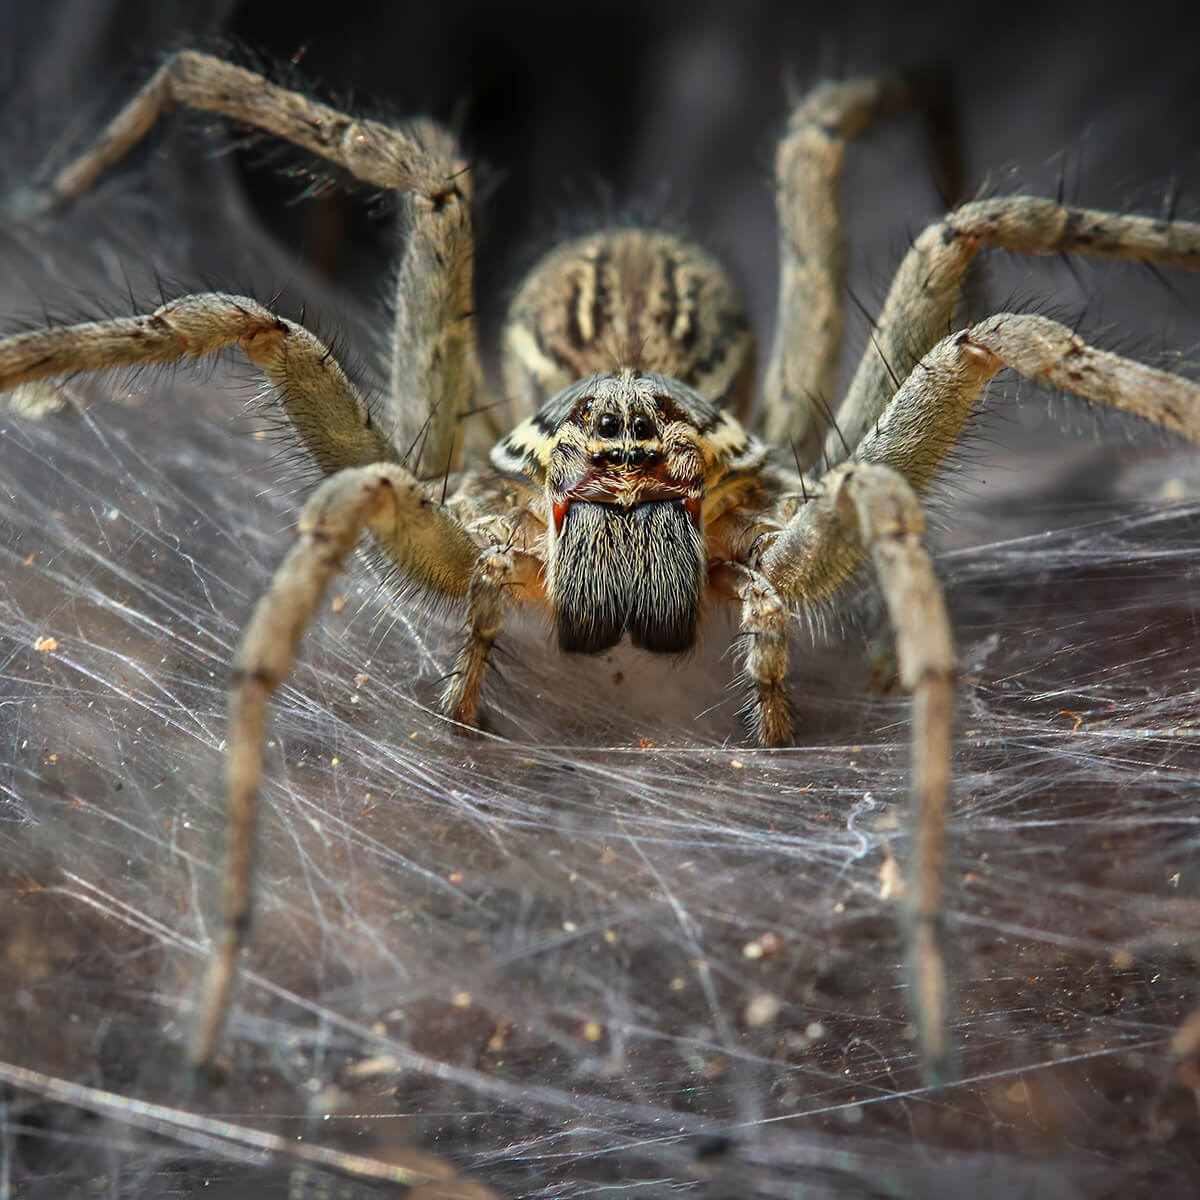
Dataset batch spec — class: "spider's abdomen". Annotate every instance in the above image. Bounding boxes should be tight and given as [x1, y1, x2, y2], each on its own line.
[502, 229, 755, 418]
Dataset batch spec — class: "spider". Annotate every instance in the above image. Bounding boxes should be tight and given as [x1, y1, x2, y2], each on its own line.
[2, 52, 1199, 1085]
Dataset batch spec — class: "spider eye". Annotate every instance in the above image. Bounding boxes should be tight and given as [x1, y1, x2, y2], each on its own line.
[596, 412, 620, 438]
[631, 413, 655, 440]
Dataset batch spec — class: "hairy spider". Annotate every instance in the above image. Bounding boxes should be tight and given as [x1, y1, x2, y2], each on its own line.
[2, 52, 1199, 1083]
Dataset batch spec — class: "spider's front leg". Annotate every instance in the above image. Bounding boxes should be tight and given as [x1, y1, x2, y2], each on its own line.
[742, 461, 958, 1079]
[757, 311, 1200, 1084]
[195, 461, 483, 1068]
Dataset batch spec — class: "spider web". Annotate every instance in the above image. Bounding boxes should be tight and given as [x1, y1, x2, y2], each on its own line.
[2, 3, 1199, 1198]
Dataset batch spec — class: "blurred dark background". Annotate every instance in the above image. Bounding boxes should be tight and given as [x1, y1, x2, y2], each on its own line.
[11, 0, 1200, 361]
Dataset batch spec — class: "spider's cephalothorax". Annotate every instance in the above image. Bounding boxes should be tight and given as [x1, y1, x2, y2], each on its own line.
[4, 51, 1199, 1081]
[489, 228, 768, 656]
[487, 229, 768, 652]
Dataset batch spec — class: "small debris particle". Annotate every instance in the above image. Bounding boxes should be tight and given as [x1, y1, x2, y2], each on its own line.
[344, 1054, 399, 1078]
[330, 756, 339, 767]
[668, 976, 686, 992]
[354, 673, 368, 687]
[757, 930, 783, 958]
[1059, 709, 1084, 733]
[581, 1020, 603, 1043]
[23, 553, 34, 565]
[730, 759, 744, 770]
[611, 671, 624, 685]
[330, 594, 347, 613]
[562, 920, 578, 933]
[742, 930, 784, 960]
[448, 871, 464, 885]
[879, 849, 904, 900]
[34, 636, 58, 652]
[603, 930, 617, 945]
[638, 737, 655, 750]
[451, 990, 472, 1009]
[1110, 948, 1135, 970]
[745, 993, 780, 1027]
[805, 1021, 826, 1041]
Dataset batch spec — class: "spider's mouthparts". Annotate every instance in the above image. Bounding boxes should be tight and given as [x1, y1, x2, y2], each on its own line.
[551, 490, 702, 535]
[550, 499, 706, 655]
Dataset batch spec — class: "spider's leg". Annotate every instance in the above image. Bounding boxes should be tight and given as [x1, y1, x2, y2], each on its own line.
[827, 197, 1200, 467]
[41, 51, 458, 207]
[732, 568, 792, 748]
[850, 312, 1200, 492]
[763, 72, 958, 463]
[0, 297, 493, 1065]
[0, 293, 399, 473]
[385, 115, 489, 471]
[32, 50, 488, 467]
[757, 462, 956, 1081]
[757, 315, 1200, 1082]
[442, 542, 517, 726]
[195, 462, 479, 1069]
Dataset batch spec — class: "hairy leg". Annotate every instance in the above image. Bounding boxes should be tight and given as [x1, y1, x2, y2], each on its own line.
[826, 197, 1200, 466]
[757, 460, 956, 1080]
[194, 462, 479, 1067]
[735, 568, 792, 747]
[758, 309, 1200, 1079]
[0, 293, 399, 474]
[853, 312, 1200, 489]
[31, 49, 488, 468]
[443, 543, 517, 726]
[763, 71, 959, 464]
[40, 51, 458, 207]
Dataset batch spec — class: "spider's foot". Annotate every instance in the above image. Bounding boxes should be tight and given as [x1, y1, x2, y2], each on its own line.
[744, 685, 793, 748]
[1, 378, 77, 418]
[441, 669, 486, 733]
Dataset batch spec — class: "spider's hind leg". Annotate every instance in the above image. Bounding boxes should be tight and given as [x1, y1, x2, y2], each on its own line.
[763, 71, 961, 465]
[29, 48, 490, 467]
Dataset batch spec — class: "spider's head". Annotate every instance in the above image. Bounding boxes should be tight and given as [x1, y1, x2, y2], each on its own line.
[493, 370, 761, 655]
